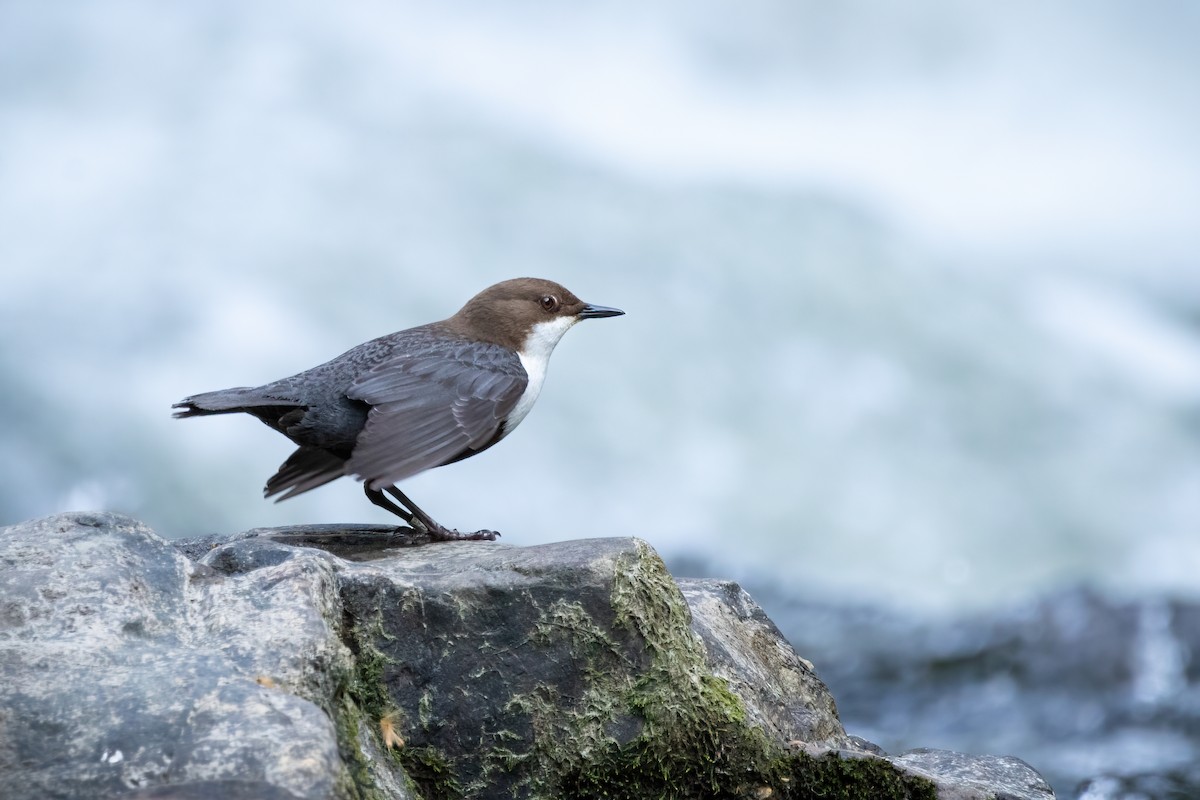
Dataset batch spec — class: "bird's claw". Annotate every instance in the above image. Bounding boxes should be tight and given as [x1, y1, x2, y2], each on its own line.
[421, 522, 500, 542]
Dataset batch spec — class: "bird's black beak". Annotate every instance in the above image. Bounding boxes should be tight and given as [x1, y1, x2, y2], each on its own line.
[578, 303, 625, 319]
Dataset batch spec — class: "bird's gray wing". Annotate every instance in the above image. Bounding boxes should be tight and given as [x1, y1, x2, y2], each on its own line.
[344, 339, 528, 489]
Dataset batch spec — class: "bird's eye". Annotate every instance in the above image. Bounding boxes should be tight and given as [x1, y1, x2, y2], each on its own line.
[540, 295, 560, 312]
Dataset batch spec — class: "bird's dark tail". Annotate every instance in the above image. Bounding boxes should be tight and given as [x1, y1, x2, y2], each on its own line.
[172, 387, 296, 418]
[264, 446, 347, 500]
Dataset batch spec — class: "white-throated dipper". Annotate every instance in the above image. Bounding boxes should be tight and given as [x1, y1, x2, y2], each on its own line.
[173, 278, 623, 541]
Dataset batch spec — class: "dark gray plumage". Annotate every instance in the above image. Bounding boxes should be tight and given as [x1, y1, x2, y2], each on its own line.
[173, 278, 623, 540]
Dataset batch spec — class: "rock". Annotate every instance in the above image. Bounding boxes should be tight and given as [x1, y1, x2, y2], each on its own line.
[889, 750, 1055, 800]
[330, 533, 852, 798]
[0, 513, 363, 800]
[0, 513, 350, 800]
[0, 512, 1055, 799]
[676, 578, 841, 744]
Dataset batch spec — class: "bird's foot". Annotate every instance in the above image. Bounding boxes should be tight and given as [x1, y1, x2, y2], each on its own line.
[416, 520, 500, 542]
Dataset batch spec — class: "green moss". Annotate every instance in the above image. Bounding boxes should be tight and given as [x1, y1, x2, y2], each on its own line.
[331, 693, 388, 800]
[551, 543, 768, 797]
[334, 541, 938, 800]
[782, 750, 939, 800]
[338, 614, 453, 800]
[532, 599, 625, 664]
[345, 617, 395, 723]
[490, 540, 939, 800]
[419, 690, 435, 731]
[446, 590, 477, 623]
[330, 614, 392, 800]
[399, 746, 465, 800]
[559, 739, 938, 799]
[481, 542, 745, 797]
[398, 586, 427, 617]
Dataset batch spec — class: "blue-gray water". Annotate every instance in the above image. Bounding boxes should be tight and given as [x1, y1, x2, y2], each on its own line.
[2, 3, 1198, 797]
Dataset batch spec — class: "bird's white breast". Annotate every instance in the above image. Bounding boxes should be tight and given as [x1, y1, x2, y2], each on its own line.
[504, 315, 578, 436]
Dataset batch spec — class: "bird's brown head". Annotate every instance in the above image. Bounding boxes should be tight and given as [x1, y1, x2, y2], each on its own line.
[447, 278, 624, 351]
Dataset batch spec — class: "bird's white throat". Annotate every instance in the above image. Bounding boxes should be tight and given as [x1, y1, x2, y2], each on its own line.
[505, 315, 579, 436]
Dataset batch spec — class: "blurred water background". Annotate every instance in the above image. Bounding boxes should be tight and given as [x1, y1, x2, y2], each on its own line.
[2, 2, 1198, 797]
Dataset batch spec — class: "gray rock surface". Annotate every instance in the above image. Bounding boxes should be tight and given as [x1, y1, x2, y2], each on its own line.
[0, 513, 355, 800]
[677, 577, 840, 745]
[0, 512, 1055, 799]
[890, 749, 1056, 800]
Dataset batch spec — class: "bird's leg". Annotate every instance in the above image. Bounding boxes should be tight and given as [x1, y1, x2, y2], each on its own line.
[381, 486, 500, 542]
[363, 485, 419, 528]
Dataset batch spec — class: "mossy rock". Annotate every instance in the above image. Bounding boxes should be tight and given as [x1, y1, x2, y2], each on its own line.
[336, 537, 882, 799]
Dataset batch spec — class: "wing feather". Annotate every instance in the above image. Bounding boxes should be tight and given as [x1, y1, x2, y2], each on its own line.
[344, 339, 527, 488]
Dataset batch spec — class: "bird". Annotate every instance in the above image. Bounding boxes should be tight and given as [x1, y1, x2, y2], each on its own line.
[173, 278, 624, 541]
